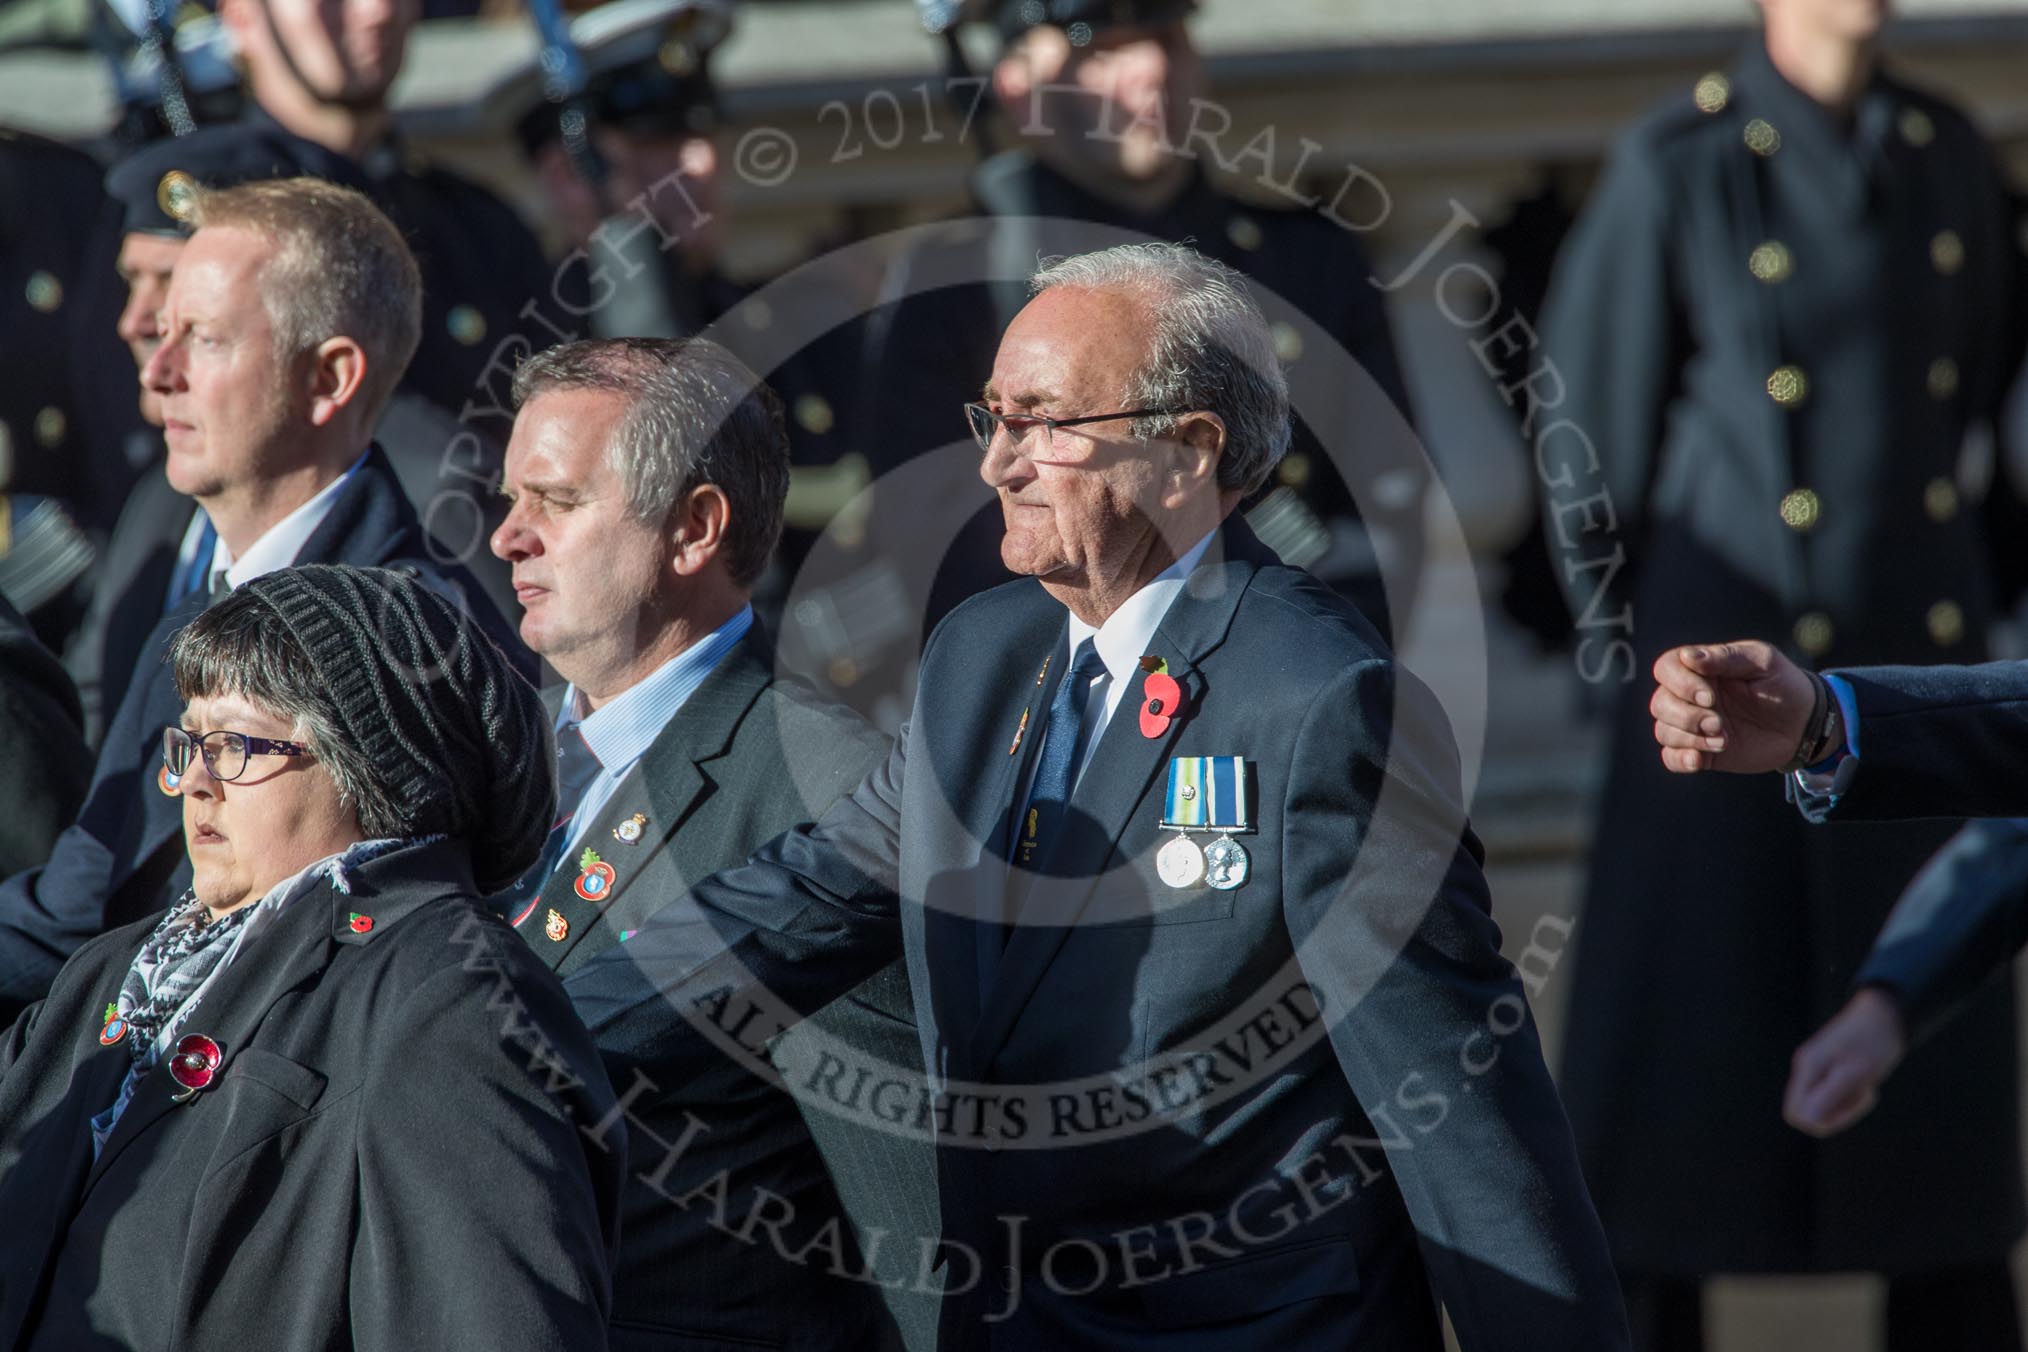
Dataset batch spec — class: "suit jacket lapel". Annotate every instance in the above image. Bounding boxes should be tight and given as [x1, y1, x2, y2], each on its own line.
[524, 637, 772, 973]
[968, 527, 1263, 1070]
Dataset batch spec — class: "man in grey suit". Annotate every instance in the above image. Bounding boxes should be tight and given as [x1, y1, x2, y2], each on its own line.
[490, 336, 936, 1352]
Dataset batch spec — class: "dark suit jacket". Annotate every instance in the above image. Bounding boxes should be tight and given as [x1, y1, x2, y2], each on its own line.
[571, 524, 1628, 1351]
[1809, 661, 2028, 822]
[0, 446, 531, 1023]
[519, 630, 939, 1352]
[0, 593, 88, 878]
[0, 837, 622, 1352]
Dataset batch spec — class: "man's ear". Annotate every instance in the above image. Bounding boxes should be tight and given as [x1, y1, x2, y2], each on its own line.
[669, 482, 732, 578]
[1160, 411, 1226, 506]
[306, 337, 368, 428]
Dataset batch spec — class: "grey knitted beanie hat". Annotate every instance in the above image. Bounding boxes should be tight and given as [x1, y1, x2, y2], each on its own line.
[225, 564, 553, 892]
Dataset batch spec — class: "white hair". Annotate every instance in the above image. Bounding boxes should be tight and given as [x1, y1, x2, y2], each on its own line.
[1029, 242, 1292, 495]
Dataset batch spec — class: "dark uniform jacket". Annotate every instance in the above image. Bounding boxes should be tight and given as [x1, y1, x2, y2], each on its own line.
[0, 837, 623, 1352]
[571, 522, 1629, 1351]
[519, 630, 937, 1352]
[846, 152, 1423, 660]
[0, 446, 530, 1024]
[0, 592, 88, 878]
[1544, 46, 2028, 1275]
[0, 129, 148, 533]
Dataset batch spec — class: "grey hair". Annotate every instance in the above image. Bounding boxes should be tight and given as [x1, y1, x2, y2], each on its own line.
[510, 337, 790, 587]
[188, 177, 423, 428]
[1028, 242, 1292, 496]
[170, 589, 406, 839]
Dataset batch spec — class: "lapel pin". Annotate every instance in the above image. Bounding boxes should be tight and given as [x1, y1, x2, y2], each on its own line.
[1008, 707, 1031, 756]
[545, 908, 570, 942]
[168, 1032, 222, 1102]
[1034, 654, 1052, 686]
[98, 1001, 129, 1047]
[574, 847, 616, 902]
[348, 912, 373, 934]
[158, 766, 180, 796]
[1139, 659, 1185, 738]
[613, 813, 649, 844]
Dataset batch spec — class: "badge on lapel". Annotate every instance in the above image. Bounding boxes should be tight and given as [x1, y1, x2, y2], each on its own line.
[158, 765, 180, 796]
[1138, 656, 1186, 738]
[613, 812, 649, 844]
[1157, 756, 1252, 890]
[98, 1001, 128, 1046]
[574, 847, 615, 902]
[168, 1033, 223, 1102]
[544, 908, 570, 942]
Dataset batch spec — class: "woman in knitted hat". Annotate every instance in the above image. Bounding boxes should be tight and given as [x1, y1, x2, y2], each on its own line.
[0, 564, 624, 1352]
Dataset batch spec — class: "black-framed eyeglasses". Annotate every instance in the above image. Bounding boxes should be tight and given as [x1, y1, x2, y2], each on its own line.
[162, 726, 311, 784]
[963, 402, 1192, 455]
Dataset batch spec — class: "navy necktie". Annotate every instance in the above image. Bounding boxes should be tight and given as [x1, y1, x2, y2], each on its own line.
[167, 517, 217, 613]
[504, 722, 604, 923]
[1011, 640, 1108, 874]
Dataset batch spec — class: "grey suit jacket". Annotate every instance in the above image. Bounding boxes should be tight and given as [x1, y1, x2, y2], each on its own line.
[517, 629, 939, 1352]
[570, 523, 1629, 1351]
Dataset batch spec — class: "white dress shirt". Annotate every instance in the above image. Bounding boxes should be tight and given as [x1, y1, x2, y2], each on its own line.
[173, 451, 368, 594]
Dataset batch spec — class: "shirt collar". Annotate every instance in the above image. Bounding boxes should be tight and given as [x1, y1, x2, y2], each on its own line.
[561, 605, 754, 773]
[1065, 530, 1216, 686]
[205, 450, 369, 592]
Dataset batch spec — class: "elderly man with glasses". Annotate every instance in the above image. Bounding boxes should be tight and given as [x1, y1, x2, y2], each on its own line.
[571, 242, 1628, 1350]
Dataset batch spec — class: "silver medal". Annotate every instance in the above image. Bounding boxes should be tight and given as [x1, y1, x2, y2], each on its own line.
[1204, 835, 1249, 890]
[1156, 834, 1206, 889]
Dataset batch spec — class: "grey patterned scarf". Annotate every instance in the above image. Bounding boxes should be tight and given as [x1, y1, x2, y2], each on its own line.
[116, 890, 254, 1064]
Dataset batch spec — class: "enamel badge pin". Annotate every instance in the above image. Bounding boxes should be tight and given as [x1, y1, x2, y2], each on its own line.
[1157, 757, 1252, 890]
[544, 908, 569, 942]
[575, 847, 615, 902]
[613, 812, 648, 844]
[1138, 656, 1185, 738]
[158, 765, 180, 796]
[98, 1001, 128, 1047]
[168, 1033, 223, 1102]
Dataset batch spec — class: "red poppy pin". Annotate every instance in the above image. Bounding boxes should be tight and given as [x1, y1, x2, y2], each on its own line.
[1138, 656, 1185, 738]
[348, 912, 373, 934]
[168, 1033, 223, 1101]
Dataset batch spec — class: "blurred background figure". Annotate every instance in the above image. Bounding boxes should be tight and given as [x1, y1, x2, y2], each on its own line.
[0, 591, 89, 879]
[855, 0, 1424, 659]
[1542, 1, 2028, 1348]
[0, 129, 148, 651]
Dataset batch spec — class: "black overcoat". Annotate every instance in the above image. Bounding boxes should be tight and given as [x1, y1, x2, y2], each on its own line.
[0, 837, 624, 1351]
[1544, 46, 2028, 1275]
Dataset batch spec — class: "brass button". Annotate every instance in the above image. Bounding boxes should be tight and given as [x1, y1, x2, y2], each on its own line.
[1748, 241, 1793, 284]
[33, 406, 65, 447]
[1270, 321, 1303, 364]
[658, 36, 697, 76]
[1226, 215, 1263, 252]
[1767, 365, 1809, 407]
[1924, 476, 1959, 522]
[156, 169, 198, 223]
[1930, 229, 1965, 276]
[1778, 487, 1820, 532]
[1744, 119, 1781, 156]
[1927, 599, 1965, 647]
[1927, 356, 1959, 401]
[1899, 107, 1935, 148]
[793, 393, 835, 436]
[826, 657, 859, 688]
[1277, 452, 1312, 489]
[446, 305, 486, 346]
[1794, 611, 1834, 657]
[1694, 72, 1731, 114]
[24, 270, 61, 313]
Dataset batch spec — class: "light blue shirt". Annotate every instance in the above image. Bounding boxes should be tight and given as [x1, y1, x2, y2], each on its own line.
[552, 605, 754, 862]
